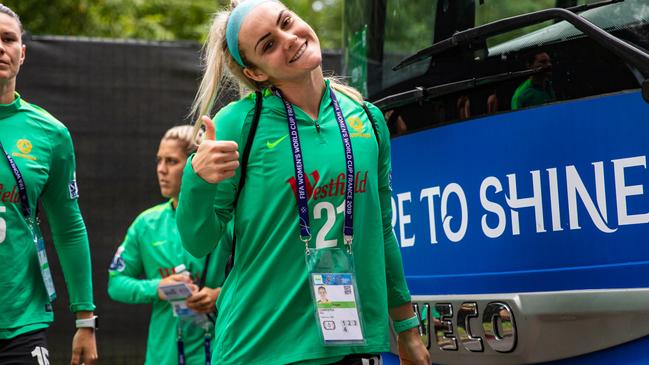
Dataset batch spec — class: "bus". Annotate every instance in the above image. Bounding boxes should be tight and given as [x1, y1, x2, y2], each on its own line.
[342, 0, 649, 364]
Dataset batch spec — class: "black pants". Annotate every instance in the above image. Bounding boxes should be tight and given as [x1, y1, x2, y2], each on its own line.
[327, 354, 382, 365]
[0, 329, 49, 365]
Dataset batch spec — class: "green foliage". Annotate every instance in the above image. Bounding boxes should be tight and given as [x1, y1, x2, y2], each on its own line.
[285, 0, 343, 49]
[3, 0, 585, 48]
[3, 0, 342, 48]
[384, 0, 437, 56]
[5, 0, 224, 41]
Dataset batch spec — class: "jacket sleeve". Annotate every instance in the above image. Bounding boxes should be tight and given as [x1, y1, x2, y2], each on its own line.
[40, 126, 95, 313]
[367, 102, 412, 308]
[107, 219, 160, 304]
[177, 99, 255, 258]
[203, 220, 234, 289]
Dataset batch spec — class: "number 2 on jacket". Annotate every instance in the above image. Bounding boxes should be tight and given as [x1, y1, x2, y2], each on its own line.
[313, 201, 345, 248]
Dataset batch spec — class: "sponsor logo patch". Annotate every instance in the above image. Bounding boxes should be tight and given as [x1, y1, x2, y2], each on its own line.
[287, 169, 370, 201]
[16, 139, 32, 154]
[109, 246, 126, 272]
[68, 172, 79, 199]
[68, 180, 79, 199]
[347, 116, 364, 133]
[347, 116, 371, 138]
[12, 138, 36, 160]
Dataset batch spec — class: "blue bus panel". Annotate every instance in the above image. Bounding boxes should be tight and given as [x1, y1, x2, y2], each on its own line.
[388, 91, 649, 363]
[391, 91, 649, 295]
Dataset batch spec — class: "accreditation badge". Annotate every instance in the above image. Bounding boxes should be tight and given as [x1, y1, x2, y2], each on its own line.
[306, 247, 365, 345]
[28, 218, 56, 302]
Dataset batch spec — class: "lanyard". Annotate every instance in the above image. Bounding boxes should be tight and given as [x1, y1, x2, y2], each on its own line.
[176, 324, 212, 365]
[273, 87, 356, 249]
[204, 332, 212, 365]
[176, 325, 185, 365]
[0, 140, 57, 302]
[0, 141, 32, 218]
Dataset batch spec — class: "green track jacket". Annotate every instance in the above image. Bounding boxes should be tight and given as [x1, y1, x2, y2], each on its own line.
[0, 93, 94, 339]
[177, 82, 411, 365]
[108, 200, 231, 365]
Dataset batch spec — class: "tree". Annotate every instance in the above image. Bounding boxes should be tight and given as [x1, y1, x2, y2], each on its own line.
[6, 0, 223, 41]
[287, 0, 342, 49]
[6, 1, 580, 50]
[5, 0, 343, 48]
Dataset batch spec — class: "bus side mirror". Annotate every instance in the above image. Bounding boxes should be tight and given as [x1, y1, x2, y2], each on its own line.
[643, 79, 649, 104]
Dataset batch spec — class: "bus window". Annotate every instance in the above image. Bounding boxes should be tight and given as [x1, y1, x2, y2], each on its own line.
[344, 0, 648, 135]
[382, 0, 437, 90]
[490, 0, 649, 111]
[476, 0, 589, 47]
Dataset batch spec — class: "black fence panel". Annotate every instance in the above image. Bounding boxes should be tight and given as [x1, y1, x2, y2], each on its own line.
[17, 36, 203, 365]
[16, 36, 341, 364]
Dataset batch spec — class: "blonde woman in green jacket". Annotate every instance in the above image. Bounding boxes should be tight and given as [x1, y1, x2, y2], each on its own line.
[177, 1, 431, 364]
[108, 126, 230, 365]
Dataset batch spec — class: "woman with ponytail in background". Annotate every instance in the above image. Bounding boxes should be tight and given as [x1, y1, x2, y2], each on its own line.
[108, 126, 230, 365]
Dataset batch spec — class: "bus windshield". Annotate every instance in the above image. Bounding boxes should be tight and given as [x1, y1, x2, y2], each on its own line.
[343, 0, 649, 134]
[476, 0, 589, 47]
[381, 0, 437, 90]
[344, 0, 649, 102]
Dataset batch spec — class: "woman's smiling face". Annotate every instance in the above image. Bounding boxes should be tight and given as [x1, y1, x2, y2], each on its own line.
[238, 2, 322, 85]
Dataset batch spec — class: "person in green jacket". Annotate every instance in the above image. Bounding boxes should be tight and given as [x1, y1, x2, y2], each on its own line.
[108, 126, 230, 365]
[511, 51, 556, 110]
[0, 4, 97, 365]
[177, 1, 431, 364]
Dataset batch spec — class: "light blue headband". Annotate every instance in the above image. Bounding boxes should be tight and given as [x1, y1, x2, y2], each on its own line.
[226, 0, 277, 67]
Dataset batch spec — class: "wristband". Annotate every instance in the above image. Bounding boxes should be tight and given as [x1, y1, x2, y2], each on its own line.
[75, 315, 99, 330]
[393, 315, 419, 333]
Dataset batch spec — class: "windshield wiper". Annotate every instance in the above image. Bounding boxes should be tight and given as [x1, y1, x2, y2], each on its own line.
[374, 67, 550, 110]
[393, 0, 624, 71]
[392, 0, 649, 77]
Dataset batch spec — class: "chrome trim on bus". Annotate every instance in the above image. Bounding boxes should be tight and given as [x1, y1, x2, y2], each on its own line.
[389, 288, 649, 364]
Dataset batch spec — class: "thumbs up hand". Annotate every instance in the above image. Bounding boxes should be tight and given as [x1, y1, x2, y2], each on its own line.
[191, 116, 240, 184]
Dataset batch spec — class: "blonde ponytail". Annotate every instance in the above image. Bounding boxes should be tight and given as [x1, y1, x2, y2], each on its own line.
[190, 1, 261, 139]
[327, 77, 364, 104]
